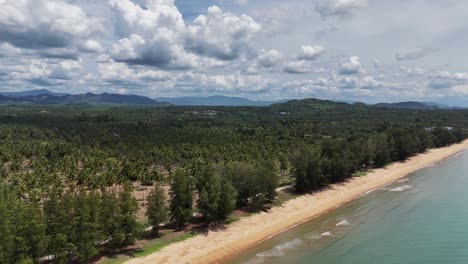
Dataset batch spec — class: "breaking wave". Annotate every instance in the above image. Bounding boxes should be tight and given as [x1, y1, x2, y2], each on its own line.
[256, 238, 304, 258]
[336, 220, 350, 227]
[389, 185, 412, 192]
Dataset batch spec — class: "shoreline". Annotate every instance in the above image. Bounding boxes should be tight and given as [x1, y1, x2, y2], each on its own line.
[126, 140, 468, 264]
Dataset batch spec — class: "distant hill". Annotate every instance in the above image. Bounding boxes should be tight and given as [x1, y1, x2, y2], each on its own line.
[0, 93, 169, 106]
[374, 101, 464, 110]
[0, 89, 68, 97]
[269, 98, 468, 113]
[270, 98, 350, 113]
[156, 95, 290, 106]
[63, 93, 167, 105]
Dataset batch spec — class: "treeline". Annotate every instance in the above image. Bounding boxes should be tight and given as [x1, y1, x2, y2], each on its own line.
[0, 183, 139, 263]
[0, 160, 278, 263]
[292, 127, 465, 193]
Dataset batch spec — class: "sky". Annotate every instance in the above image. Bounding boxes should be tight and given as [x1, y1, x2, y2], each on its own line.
[0, 0, 468, 105]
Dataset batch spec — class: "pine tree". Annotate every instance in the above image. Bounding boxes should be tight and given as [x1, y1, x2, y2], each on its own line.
[100, 189, 123, 252]
[146, 184, 167, 235]
[119, 182, 139, 247]
[73, 190, 100, 262]
[0, 183, 16, 263]
[170, 169, 193, 228]
[197, 168, 221, 224]
[11, 201, 46, 263]
[216, 178, 237, 221]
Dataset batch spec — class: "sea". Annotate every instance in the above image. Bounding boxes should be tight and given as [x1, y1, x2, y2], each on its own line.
[224, 150, 468, 264]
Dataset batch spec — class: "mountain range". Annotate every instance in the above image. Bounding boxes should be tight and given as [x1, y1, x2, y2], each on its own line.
[0, 89, 68, 97]
[155, 95, 289, 106]
[373, 101, 463, 110]
[0, 89, 464, 109]
[0, 91, 168, 105]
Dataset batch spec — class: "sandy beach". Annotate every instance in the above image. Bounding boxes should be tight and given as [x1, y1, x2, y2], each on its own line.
[126, 140, 468, 264]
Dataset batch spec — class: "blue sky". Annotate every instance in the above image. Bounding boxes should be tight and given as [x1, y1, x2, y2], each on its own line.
[0, 0, 467, 106]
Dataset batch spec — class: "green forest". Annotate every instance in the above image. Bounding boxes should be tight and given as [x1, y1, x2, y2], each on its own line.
[0, 99, 467, 263]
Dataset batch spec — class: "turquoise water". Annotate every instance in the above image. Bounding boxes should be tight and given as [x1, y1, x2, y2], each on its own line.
[224, 150, 468, 264]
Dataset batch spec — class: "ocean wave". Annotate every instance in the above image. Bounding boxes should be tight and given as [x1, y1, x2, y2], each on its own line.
[321, 231, 332, 237]
[336, 220, 350, 227]
[256, 238, 304, 258]
[397, 178, 410, 183]
[361, 188, 376, 196]
[389, 185, 412, 192]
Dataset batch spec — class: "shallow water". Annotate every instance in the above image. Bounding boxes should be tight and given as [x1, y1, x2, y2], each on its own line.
[224, 150, 468, 264]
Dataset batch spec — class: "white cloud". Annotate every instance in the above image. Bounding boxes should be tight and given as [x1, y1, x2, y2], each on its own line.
[108, 0, 195, 69]
[4, 58, 82, 86]
[173, 72, 273, 93]
[359, 76, 384, 90]
[185, 6, 261, 60]
[98, 60, 172, 85]
[108, 1, 260, 69]
[284, 60, 314, 74]
[257, 49, 283, 68]
[49, 60, 82, 80]
[338, 56, 363, 75]
[297, 45, 325, 60]
[0, 0, 102, 50]
[428, 71, 468, 89]
[78, 40, 104, 53]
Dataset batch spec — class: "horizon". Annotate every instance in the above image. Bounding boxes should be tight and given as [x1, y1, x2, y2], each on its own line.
[1, 0, 468, 106]
[1, 88, 466, 107]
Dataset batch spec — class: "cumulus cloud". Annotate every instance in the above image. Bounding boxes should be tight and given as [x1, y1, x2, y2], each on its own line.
[284, 60, 314, 74]
[428, 71, 468, 89]
[108, 1, 260, 68]
[316, 0, 367, 19]
[297, 45, 325, 60]
[185, 6, 261, 61]
[396, 46, 439, 61]
[338, 56, 363, 75]
[108, 0, 196, 69]
[359, 76, 384, 89]
[49, 60, 83, 80]
[336, 76, 359, 89]
[283, 45, 325, 74]
[283, 75, 388, 97]
[4, 58, 82, 86]
[0, 0, 101, 50]
[78, 40, 104, 53]
[174, 72, 273, 93]
[98, 60, 172, 86]
[257, 49, 283, 68]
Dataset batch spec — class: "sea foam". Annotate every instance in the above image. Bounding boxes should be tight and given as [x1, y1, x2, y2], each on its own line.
[321, 231, 332, 237]
[256, 238, 303, 258]
[389, 185, 412, 192]
[336, 220, 350, 227]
